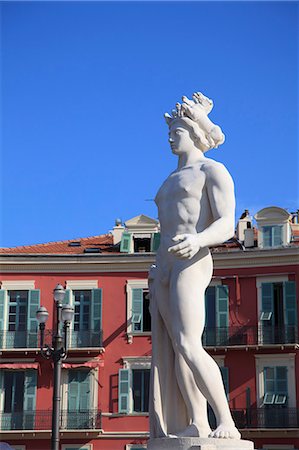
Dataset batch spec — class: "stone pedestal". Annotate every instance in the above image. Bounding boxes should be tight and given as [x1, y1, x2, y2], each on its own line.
[148, 437, 255, 450]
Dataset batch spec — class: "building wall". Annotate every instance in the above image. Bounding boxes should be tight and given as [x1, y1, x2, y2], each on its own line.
[1, 257, 299, 449]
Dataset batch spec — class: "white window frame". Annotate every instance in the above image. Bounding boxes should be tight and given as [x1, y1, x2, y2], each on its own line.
[126, 280, 150, 343]
[256, 275, 288, 342]
[1, 281, 35, 333]
[62, 445, 92, 450]
[61, 367, 99, 427]
[122, 356, 151, 414]
[65, 280, 99, 347]
[255, 354, 296, 408]
[11, 446, 26, 450]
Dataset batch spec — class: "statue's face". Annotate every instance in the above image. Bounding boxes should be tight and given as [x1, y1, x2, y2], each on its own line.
[168, 124, 195, 155]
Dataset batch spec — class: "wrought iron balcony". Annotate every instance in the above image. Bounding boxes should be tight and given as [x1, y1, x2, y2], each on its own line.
[0, 409, 102, 431]
[202, 325, 298, 347]
[0, 329, 103, 350]
[232, 407, 299, 429]
[1, 408, 298, 431]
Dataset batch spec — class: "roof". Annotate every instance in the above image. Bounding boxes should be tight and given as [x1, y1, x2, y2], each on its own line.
[0, 223, 298, 256]
[0, 234, 115, 255]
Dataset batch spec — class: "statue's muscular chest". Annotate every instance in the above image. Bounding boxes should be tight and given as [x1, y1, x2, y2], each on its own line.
[155, 166, 206, 206]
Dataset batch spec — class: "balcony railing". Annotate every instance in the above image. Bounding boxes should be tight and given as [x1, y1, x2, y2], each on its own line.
[1, 408, 298, 431]
[208, 407, 299, 430]
[232, 407, 299, 429]
[202, 325, 298, 347]
[0, 409, 102, 431]
[0, 329, 103, 350]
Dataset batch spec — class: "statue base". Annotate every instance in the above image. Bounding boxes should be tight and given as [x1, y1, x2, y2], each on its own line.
[148, 437, 255, 450]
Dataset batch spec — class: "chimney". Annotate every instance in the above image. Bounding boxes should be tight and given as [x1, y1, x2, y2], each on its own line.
[112, 218, 125, 245]
[236, 209, 252, 242]
[244, 228, 254, 248]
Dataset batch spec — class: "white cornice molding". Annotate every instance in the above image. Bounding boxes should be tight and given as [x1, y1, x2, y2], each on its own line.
[0, 247, 298, 273]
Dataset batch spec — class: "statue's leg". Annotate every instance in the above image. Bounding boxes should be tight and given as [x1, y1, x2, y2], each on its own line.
[169, 254, 241, 439]
[153, 266, 211, 438]
[174, 352, 211, 437]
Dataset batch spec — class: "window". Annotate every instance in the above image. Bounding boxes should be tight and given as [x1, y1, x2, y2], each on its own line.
[118, 357, 151, 414]
[126, 280, 151, 341]
[0, 282, 39, 349]
[11, 446, 26, 450]
[262, 225, 283, 248]
[203, 285, 229, 346]
[132, 289, 151, 333]
[61, 368, 99, 430]
[259, 280, 297, 344]
[132, 369, 150, 412]
[65, 281, 102, 348]
[255, 354, 296, 427]
[120, 231, 160, 253]
[134, 237, 151, 253]
[67, 369, 92, 429]
[263, 366, 288, 405]
[0, 369, 37, 430]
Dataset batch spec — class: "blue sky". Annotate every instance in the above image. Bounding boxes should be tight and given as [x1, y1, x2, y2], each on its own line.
[1, 1, 298, 247]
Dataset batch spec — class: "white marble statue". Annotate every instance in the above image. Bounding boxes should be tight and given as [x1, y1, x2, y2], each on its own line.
[149, 92, 241, 440]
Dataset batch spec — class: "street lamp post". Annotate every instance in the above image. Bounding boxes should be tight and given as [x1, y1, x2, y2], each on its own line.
[36, 284, 74, 450]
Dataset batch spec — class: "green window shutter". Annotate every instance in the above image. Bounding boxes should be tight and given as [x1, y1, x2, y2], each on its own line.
[264, 366, 288, 405]
[24, 369, 37, 411]
[120, 232, 131, 253]
[276, 366, 288, 393]
[68, 371, 79, 411]
[92, 288, 102, 346]
[79, 371, 91, 410]
[0, 290, 5, 348]
[28, 290, 40, 332]
[24, 369, 37, 428]
[220, 366, 229, 400]
[283, 281, 296, 326]
[92, 289, 102, 330]
[261, 283, 274, 321]
[132, 288, 143, 332]
[262, 227, 271, 247]
[216, 285, 229, 328]
[68, 370, 91, 411]
[27, 290, 40, 348]
[0, 290, 4, 331]
[151, 232, 161, 252]
[63, 289, 71, 305]
[119, 368, 130, 413]
[273, 226, 283, 246]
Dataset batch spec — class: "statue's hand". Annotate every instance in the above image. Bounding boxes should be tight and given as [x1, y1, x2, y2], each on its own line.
[168, 234, 201, 259]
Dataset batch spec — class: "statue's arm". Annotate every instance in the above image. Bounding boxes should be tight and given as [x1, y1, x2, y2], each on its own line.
[168, 162, 235, 259]
[199, 162, 235, 247]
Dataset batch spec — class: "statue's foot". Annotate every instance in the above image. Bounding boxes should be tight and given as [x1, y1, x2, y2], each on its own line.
[209, 424, 241, 439]
[169, 423, 212, 438]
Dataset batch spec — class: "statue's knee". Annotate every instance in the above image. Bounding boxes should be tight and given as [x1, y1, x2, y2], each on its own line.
[175, 334, 196, 362]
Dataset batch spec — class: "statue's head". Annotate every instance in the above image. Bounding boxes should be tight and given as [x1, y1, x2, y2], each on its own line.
[165, 91, 225, 153]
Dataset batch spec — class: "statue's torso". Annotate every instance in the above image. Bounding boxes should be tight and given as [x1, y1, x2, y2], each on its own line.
[155, 161, 214, 250]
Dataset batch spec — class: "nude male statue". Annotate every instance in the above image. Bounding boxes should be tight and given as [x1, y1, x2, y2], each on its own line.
[148, 92, 241, 440]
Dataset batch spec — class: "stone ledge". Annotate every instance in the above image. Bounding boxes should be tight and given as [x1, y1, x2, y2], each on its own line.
[148, 437, 254, 450]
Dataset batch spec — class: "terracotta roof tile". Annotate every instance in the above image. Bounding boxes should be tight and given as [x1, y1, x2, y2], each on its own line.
[0, 234, 115, 254]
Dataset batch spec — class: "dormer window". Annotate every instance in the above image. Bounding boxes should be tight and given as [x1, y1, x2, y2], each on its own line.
[262, 225, 283, 248]
[119, 214, 160, 253]
[134, 236, 151, 253]
[254, 207, 292, 248]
